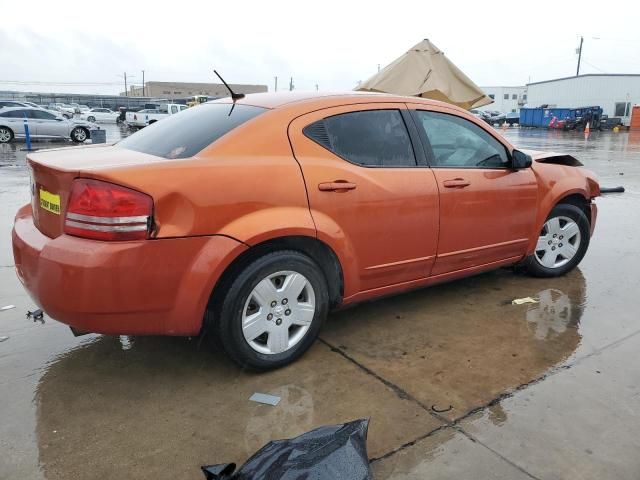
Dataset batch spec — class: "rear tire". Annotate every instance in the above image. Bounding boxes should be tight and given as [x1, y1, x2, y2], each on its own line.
[524, 204, 590, 277]
[0, 126, 13, 143]
[211, 250, 328, 371]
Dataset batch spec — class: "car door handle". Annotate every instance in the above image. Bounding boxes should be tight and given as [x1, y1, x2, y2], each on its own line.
[443, 178, 471, 188]
[318, 181, 357, 192]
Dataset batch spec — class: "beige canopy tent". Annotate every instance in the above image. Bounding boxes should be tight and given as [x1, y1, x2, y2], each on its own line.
[356, 39, 492, 110]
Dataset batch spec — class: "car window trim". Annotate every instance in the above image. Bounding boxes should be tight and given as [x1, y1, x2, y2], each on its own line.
[303, 107, 420, 169]
[408, 108, 513, 170]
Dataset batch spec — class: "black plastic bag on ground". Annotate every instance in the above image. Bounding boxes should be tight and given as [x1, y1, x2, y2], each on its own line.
[201, 419, 372, 480]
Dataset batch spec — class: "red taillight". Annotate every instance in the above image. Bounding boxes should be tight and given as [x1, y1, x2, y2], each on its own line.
[63, 178, 153, 241]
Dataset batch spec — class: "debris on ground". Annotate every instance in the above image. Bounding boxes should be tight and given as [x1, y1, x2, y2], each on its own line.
[431, 404, 453, 413]
[1, 305, 16, 312]
[0, 336, 9, 342]
[249, 392, 281, 406]
[512, 297, 539, 305]
[26, 309, 44, 323]
[201, 419, 372, 480]
[600, 186, 625, 193]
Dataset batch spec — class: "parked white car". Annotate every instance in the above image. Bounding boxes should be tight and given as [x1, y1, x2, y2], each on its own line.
[57, 104, 76, 118]
[125, 103, 188, 128]
[76, 105, 91, 114]
[79, 108, 119, 123]
[0, 107, 98, 143]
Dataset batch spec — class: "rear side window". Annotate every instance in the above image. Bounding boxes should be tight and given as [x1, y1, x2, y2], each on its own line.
[304, 110, 416, 167]
[118, 103, 266, 159]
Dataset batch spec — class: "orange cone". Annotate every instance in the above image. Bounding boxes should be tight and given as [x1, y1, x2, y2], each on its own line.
[584, 121, 590, 140]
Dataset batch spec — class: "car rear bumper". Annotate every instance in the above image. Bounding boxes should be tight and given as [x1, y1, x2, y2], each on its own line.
[590, 200, 598, 236]
[12, 205, 247, 336]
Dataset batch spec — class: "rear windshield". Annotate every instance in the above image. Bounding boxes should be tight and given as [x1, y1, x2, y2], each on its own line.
[118, 103, 267, 159]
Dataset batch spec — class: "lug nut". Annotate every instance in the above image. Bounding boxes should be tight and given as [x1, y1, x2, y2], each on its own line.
[559, 243, 563, 247]
[553, 234, 557, 238]
[285, 309, 291, 316]
[275, 318, 282, 326]
[270, 301, 277, 308]
[552, 246, 556, 250]
[267, 313, 273, 320]
[559, 235, 564, 240]
[548, 240, 552, 245]
[282, 298, 288, 305]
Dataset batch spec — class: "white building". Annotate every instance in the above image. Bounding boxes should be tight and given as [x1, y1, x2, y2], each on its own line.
[479, 86, 527, 113]
[526, 74, 640, 125]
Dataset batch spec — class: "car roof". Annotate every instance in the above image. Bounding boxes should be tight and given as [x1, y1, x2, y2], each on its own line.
[208, 91, 469, 114]
[0, 106, 52, 112]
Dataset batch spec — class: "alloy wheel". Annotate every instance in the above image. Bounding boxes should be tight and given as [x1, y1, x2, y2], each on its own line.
[73, 128, 87, 142]
[241, 270, 316, 355]
[534, 216, 581, 269]
[0, 128, 11, 142]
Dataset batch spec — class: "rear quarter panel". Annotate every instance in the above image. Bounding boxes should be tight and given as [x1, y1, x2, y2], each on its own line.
[91, 109, 316, 243]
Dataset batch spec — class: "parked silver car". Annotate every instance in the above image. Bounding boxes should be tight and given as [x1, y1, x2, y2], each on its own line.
[0, 100, 41, 109]
[0, 107, 97, 143]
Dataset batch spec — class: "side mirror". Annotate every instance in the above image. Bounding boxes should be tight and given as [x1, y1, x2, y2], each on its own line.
[512, 149, 533, 170]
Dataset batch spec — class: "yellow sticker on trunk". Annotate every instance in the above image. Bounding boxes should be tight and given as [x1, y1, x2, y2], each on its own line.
[39, 189, 61, 215]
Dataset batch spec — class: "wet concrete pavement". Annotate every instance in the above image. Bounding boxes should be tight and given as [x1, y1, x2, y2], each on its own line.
[1, 127, 639, 479]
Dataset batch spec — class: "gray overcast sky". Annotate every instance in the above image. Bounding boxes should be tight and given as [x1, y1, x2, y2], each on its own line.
[2, 0, 639, 95]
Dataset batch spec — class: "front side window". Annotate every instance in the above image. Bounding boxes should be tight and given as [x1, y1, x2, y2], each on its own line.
[119, 103, 266, 159]
[414, 110, 509, 168]
[504, 94, 509, 100]
[304, 110, 416, 167]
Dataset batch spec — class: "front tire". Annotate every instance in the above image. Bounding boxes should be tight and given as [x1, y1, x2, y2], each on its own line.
[524, 204, 590, 277]
[212, 250, 328, 371]
[0, 126, 14, 143]
[87, 116, 96, 122]
[70, 127, 89, 143]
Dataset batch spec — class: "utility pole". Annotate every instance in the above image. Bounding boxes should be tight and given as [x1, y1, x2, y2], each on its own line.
[274, 76, 278, 92]
[289, 77, 294, 91]
[576, 36, 584, 76]
[142, 70, 145, 96]
[117, 73, 135, 97]
[315, 84, 319, 91]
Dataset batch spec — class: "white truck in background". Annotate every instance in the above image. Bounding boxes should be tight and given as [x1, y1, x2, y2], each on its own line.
[125, 103, 188, 128]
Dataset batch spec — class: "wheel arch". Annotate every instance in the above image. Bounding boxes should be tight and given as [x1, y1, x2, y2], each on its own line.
[555, 192, 591, 222]
[527, 189, 592, 255]
[208, 235, 344, 317]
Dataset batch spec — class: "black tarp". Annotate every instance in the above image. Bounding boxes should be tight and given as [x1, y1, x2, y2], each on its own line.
[201, 419, 372, 480]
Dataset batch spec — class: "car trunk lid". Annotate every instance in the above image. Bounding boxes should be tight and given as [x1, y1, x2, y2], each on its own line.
[27, 144, 164, 239]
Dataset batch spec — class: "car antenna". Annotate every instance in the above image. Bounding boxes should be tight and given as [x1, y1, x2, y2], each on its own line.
[214, 70, 245, 101]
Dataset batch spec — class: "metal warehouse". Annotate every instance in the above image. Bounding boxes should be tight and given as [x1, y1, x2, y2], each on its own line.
[526, 74, 640, 126]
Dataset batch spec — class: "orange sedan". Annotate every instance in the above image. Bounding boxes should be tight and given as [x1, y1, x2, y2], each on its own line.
[12, 92, 600, 370]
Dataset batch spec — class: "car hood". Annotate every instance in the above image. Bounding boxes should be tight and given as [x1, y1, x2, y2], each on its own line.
[520, 149, 583, 166]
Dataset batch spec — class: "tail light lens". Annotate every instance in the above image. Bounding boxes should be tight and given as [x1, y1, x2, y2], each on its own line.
[64, 178, 153, 241]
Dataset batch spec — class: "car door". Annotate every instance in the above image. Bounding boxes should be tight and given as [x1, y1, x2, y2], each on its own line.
[0, 110, 26, 137]
[410, 107, 538, 276]
[31, 109, 68, 138]
[289, 104, 439, 297]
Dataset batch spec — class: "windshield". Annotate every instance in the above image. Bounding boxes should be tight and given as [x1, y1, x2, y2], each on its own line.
[118, 103, 267, 159]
